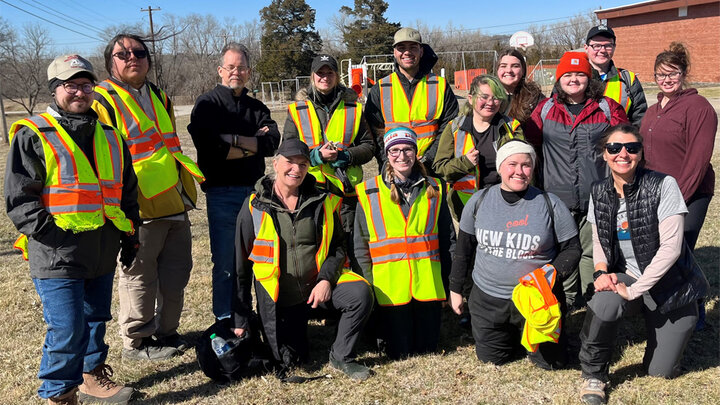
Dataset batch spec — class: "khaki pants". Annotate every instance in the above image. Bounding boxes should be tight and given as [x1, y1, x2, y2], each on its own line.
[118, 215, 193, 349]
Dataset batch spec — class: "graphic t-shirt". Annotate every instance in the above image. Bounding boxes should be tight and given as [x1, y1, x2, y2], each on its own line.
[459, 185, 578, 299]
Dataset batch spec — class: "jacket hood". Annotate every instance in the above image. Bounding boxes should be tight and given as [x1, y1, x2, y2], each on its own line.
[393, 43, 439, 78]
[294, 85, 358, 104]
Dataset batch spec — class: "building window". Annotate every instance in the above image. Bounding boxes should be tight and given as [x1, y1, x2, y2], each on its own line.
[678, 6, 688, 17]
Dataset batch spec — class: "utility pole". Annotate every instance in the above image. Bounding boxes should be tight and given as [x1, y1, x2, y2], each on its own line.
[0, 78, 8, 144]
[141, 6, 161, 83]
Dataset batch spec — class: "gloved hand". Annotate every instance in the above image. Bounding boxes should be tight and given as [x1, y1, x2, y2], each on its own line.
[330, 149, 350, 169]
[120, 232, 139, 268]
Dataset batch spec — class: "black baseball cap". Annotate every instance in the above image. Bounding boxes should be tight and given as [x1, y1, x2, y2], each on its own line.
[311, 54, 338, 73]
[276, 138, 310, 161]
[586, 25, 616, 43]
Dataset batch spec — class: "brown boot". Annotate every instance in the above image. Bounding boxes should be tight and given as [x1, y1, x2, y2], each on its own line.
[48, 387, 78, 405]
[78, 364, 134, 404]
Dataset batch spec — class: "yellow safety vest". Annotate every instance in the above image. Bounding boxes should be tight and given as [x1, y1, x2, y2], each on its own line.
[9, 113, 134, 259]
[93, 80, 204, 199]
[604, 70, 635, 114]
[378, 72, 446, 157]
[355, 175, 446, 306]
[451, 115, 521, 206]
[287, 99, 363, 196]
[247, 193, 367, 302]
[511, 264, 562, 353]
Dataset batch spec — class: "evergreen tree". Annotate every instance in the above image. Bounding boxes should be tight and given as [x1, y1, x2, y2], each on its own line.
[257, 0, 322, 81]
[340, 0, 400, 62]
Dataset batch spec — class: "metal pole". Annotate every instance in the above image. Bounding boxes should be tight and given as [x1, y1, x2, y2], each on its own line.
[461, 51, 467, 91]
[0, 79, 8, 144]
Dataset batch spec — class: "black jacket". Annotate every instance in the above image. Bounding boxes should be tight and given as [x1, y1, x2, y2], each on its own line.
[592, 168, 708, 313]
[232, 175, 345, 360]
[188, 85, 280, 190]
[4, 105, 140, 279]
[365, 44, 459, 165]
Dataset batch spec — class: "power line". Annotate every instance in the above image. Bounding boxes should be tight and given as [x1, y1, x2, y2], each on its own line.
[17, 0, 107, 36]
[0, 0, 100, 40]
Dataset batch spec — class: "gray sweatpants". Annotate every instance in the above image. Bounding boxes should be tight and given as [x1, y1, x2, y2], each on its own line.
[579, 273, 698, 381]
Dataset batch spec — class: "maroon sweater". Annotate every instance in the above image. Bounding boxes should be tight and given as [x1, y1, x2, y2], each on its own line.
[641, 88, 717, 200]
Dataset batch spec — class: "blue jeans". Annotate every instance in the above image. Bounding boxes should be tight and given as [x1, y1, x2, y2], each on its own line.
[33, 271, 114, 399]
[206, 185, 253, 319]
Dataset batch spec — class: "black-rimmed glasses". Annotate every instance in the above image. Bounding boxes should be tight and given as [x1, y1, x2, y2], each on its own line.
[61, 82, 95, 94]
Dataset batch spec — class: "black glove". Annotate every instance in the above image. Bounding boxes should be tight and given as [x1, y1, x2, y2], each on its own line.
[120, 233, 139, 267]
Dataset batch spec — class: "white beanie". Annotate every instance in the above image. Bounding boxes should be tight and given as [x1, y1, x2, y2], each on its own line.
[495, 140, 537, 172]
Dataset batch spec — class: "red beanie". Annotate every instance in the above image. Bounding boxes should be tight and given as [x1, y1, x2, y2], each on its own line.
[555, 52, 592, 81]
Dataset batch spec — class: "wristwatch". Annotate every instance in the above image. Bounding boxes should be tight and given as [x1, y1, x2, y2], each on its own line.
[593, 270, 608, 281]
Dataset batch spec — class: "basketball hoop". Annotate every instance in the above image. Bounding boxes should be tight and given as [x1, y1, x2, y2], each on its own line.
[509, 31, 535, 51]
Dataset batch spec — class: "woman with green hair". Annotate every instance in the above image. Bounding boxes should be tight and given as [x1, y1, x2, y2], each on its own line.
[433, 74, 524, 222]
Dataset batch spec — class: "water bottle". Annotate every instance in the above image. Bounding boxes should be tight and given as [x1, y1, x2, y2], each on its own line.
[210, 333, 232, 357]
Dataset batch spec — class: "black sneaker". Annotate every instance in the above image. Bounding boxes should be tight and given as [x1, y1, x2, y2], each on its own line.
[329, 357, 372, 381]
[157, 333, 190, 352]
[122, 338, 180, 361]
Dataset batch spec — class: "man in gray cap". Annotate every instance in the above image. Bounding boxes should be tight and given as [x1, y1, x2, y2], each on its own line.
[364, 27, 458, 173]
[5, 55, 139, 404]
[584, 24, 646, 126]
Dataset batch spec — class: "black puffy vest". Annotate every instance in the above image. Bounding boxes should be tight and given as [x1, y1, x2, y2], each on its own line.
[592, 168, 708, 313]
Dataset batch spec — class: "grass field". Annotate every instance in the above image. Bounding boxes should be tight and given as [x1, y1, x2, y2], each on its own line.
[0, 96, 718, 404]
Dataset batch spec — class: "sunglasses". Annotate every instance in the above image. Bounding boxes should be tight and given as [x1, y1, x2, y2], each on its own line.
[604, 142, 642, 155]
[113, 49, 148, 60]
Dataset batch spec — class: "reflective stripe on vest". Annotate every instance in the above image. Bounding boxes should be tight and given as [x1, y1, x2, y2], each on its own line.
[8, 114, 133, 258]
[94, 81, 204, 199]
[511, 264, 561, 352]
[355, 175, 446, 306]
[450, 115, 519, 206]
[288, 100, 364, 195]
[247, 194, 366, 301]
[603, 70, 634, 114]
[378, 72, 446, 157]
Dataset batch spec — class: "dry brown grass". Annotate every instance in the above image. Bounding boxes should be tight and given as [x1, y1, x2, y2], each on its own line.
[0, 100, 718, 404]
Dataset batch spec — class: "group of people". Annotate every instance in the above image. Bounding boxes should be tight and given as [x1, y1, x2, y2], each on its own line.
[4, 22, 714, 405]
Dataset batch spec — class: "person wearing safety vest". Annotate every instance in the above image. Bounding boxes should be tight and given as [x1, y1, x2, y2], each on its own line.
[92, 33, 205, 361]
[5, 55, 139, 405]
[231, 139, 374, 381]
[584, 25, 647, 127]
[495, 48, 546, 133]
[434, 74, 525, 222]
[283, 54, 374, 238]
[353, 127, 455, 359]
[188, 42, 281, 321]
[526, 51, 628, 312]
[364, 27, 459, 174]
[449, 140, 580, 368]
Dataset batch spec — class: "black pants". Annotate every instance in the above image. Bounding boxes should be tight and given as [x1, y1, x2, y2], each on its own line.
[376, 299, 442, 359]
[275, 280, 373, 366]
[469, 285, 568, 368]
[684, 194, 711, 251]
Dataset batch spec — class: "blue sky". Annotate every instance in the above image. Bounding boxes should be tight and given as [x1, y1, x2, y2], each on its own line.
[0, 0, 633, 54]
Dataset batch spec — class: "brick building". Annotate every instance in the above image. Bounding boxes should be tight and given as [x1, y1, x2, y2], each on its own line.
[596, 0, 720, 83]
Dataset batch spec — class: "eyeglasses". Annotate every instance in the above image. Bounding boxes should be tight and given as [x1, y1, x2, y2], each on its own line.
[113, 49, 148, 60]
[588, 43, 615, 51]
[653, 71, 682, 81]
[61, 82, 95, 95]
[604, 142, 642, 155]
[220, 65, 250, 73]
[387, 147, 415, 157]
[478, 94, 501, 104]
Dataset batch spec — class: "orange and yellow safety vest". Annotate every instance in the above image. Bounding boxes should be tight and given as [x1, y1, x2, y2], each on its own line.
[287, 99, 363, 196]
[247, 193, 367, 302]
[511, 264, 562, 353]
[355, 175, 446, 306]
[378, 72, 446, 157]
[9, 113, 134, 259]
[604, 69, 635, 114]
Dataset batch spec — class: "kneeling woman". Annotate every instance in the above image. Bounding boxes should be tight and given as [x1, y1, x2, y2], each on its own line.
[353, 127, 455, 359]
[231, 139, 374, 381]
[450, 140, 581, 367]
[578, 125, 708, 404]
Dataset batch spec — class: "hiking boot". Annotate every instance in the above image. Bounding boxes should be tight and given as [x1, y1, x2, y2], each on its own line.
[48, 387, 78, 405]
[580, 378, 607, 404]
[330, 357, 372, 381]
[122, 337, 180, 361]
[78, 364, 134, 404]
[156, 333, 190, 352]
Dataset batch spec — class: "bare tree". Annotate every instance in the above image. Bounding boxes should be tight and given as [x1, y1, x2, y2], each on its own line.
[0, 22, 53, 115]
